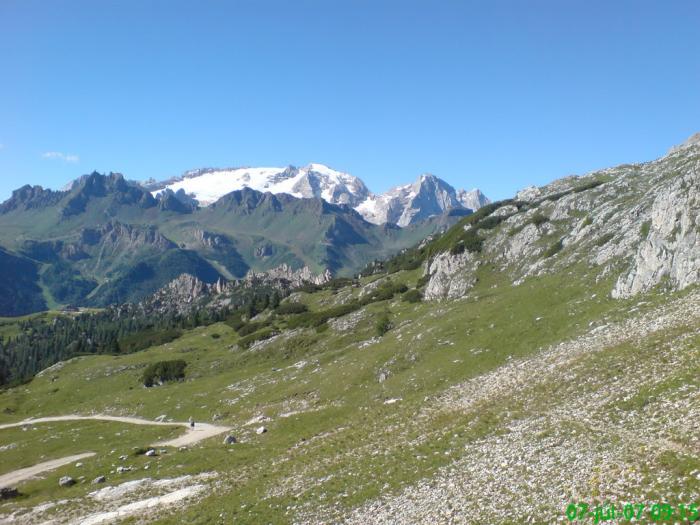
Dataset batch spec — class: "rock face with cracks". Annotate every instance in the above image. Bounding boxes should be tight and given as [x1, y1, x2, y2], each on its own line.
[423, 137, 700, 302]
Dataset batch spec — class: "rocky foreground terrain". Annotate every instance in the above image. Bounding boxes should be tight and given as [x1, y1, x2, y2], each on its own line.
[334, 290, 699, 524]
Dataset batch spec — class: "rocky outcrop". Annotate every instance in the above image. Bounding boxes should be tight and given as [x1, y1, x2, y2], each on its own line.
[420, 135, 700, 302]
[613, 171, 699, 298]
[141, 264, 331, 315]
[244, 264, 332, 288]
[143, 274, 227, 315]
[668, 131, 700, 155]
[423, 250, 477, 301]
[91, 221, 176, 251]
[193, 229, 232, 250]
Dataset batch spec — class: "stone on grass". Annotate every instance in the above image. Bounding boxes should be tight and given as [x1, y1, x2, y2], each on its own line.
[59, 476, 76, 487]
[145, 449, 156, 457]
[256, 426, 267, 435]
[92, 475, 106, 484]
[223, 434, 237, 445]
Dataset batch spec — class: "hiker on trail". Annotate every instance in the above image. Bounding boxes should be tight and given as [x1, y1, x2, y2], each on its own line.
[188, 416, 195, 428]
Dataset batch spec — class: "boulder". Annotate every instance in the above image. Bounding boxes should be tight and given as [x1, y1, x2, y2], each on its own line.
[92, 475, 106, 484]
[145, 449, 156, 457]
[223, 434, 237, 445]
[256, 426, 267, 435]
[59, 476, 76, 487]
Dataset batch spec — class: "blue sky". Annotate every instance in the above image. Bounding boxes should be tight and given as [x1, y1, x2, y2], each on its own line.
[1, 0, 699, 201]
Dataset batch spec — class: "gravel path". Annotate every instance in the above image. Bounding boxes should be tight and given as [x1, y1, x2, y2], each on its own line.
[0, 415, 230, 489]
[0, 452, 96, 489]
[0, 414, 231, 447]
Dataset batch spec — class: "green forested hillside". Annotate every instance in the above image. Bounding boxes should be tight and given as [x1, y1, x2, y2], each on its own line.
[0, 248, 47, 316]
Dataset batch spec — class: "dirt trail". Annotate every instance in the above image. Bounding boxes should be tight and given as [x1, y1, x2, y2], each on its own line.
[0, 415, 231, 447]
[0, 452, 95, 488]
[0, 415, 231, 488]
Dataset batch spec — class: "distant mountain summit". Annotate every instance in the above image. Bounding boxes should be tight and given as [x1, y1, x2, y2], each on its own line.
[357, 174, 489, 227]
[145, 164, 488, 226]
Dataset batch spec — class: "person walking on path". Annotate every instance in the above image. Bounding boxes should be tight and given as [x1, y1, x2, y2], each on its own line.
[188, 416, 195, 428]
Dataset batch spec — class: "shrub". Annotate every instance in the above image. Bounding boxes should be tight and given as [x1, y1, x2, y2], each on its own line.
[477, 215, 505, 230]
[224, 314, 245, 331]
[275, 302, 308, 315]
[375, 312, 392, 337]
[640, 220, 651, 239]
[543, 239, 564, 258]
[402, 289, 423, 303]
[238, 328, 277, 349]
[237, 320, 270, 336]
[462, 231, 484, 253]
[595, 233, 615, 246]
[450, 242, 465, 255]
[118, 328, 182, 354]
[416, 274, 431, 288]
[286, 302, 361, 329]
[529, 212, 549, 227]
[582, 215, 593, 227]
[573, 179, 605, 193]
[323, 278, 354, 290]
[358, 281, 408, 306]
[142, 360, 186, 387]
[297, 283, 321, 293]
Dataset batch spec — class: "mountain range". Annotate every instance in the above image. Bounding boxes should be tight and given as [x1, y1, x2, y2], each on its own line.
[0, 169, 482, 315]
[145, 163, 489, 226]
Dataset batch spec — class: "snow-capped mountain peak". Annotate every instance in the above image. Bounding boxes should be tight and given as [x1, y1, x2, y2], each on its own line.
[147, 164, 488, 226]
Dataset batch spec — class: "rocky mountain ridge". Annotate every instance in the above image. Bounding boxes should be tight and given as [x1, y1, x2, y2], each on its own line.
[0, 171, 457, 314]
[142, 264, 332, 315]
[420, 134, 700, 301]
[145, 164, 488, 226]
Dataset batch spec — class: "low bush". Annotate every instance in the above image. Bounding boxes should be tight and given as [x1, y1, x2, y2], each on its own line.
[286, 303, 360, 329]
[238, 328, 277, 349]
[237, 320, 270, 336]
[275, 302, 308, 315]
[595, 233, 615, 246]
[224, 313, 245, 331]
[543, 239, 564, 258]
[402, 289, 423, 303]
[142, 359, 186, 387]
[119, 328, 182, 354]
[529, 212, 549, 227]
[375, 312, 392, 336]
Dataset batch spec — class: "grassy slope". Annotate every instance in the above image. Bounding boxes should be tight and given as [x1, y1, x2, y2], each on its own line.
[1, 255, 696, 523]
